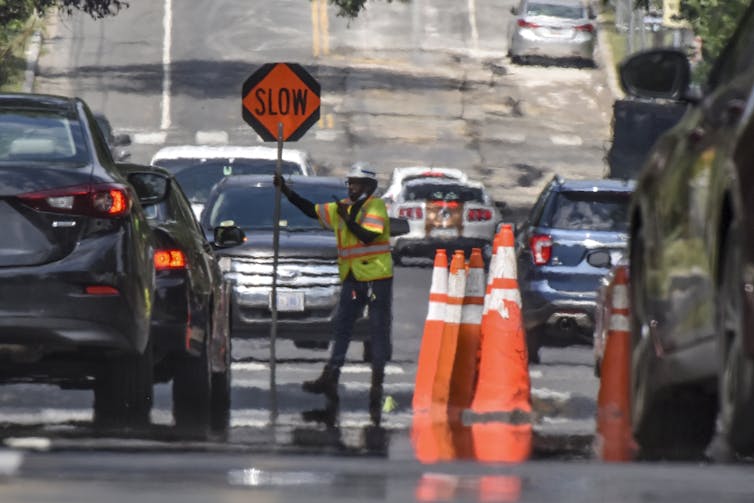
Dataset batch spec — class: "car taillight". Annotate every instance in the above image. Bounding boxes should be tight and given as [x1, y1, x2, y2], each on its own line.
[154, 249, 187, 270]
[399, 206, 424, 220]
[518, 19, 540, 28]
[529, 234, 553, 265]
[467, 208, 493, 221]
[575, 23, 594, 32]
[17, 183, 131, 217]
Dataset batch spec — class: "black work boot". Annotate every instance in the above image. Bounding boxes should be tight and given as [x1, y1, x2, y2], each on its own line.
[369, 367, 385, 426]
[302, 365, 340, 401]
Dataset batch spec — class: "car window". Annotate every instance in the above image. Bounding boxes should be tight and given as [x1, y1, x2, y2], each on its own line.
[525, 2, 584, 18]
[205, 183, 347, 230]
[0, 109, 89, 165]
[403, 183, 484, 203]
[545, 191, 631, 231]
[172, 159, 303, 203]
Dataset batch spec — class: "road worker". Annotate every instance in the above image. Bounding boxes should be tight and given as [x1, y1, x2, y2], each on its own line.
[273, 162, 393, 425]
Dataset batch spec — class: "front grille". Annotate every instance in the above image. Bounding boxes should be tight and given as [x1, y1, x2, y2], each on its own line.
[225, 256, 340, 289]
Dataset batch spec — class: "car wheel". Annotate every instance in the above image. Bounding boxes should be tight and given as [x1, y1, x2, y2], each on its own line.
[173, 326, 212, 431]
[94, 340, 153, 428]
[392, 251, 402, 267]
[718, 225, 754, 455]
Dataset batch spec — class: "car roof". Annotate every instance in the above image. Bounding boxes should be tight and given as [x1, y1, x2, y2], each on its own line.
[390, 166, 468, 183]
[402, 176, 485, 190]
[555, 177, 636, 192]
[150, 145, 310, 165]
[215, 174, 343, 189]
[0, 92, 78, 114]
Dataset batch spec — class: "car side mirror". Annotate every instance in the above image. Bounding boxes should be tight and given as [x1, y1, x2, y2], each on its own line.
[619, 48, 691, 101]
[389, 217, 410, 237]
[113, 133, 132, 147]
[214, 223, 245, 248]
[127, 171, 170, 205]
[587, 249, 612, 268]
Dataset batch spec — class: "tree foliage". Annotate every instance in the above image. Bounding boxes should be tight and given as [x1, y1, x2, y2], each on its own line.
[330, 0, 407, 18]
[0, 0, 128, 25]
[680, 0, 748, 64]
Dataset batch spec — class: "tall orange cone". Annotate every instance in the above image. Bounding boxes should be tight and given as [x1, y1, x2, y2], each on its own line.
[448, 248, 485, 416]
[430, 250, 467, 410]
[595, 264, 637, 461]
[470, 224, 532, 416]
[413, 249, 448, 412]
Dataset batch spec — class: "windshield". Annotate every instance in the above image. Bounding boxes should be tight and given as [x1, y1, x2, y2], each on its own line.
[0, 109, 89, 165]
[205, 182, 347, 231]
[546, 191, 631, 231]
[170, 159, 304, 203]
[403, 183, 485, 203]
[525, 2, 584, 18]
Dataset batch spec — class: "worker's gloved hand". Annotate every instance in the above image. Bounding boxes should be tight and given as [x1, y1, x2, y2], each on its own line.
[273, 174, 290, 196]
[335, 200, 350, 221]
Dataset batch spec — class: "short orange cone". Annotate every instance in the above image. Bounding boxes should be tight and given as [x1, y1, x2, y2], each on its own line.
[595, 264, 637, 461]
[430, 250, 467, 410]
[413, 249, 448, 412]
[470, 225, 532, 416]
[448, 248, 485, 416]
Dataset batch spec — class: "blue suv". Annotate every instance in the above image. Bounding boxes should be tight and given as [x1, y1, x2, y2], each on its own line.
[516, 176, 634, 363]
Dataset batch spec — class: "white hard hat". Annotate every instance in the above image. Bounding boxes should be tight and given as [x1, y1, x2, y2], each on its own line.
[347, 162, 377, 181]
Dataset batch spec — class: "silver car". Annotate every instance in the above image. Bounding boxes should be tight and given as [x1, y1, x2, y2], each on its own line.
[508, 0, 597, 65]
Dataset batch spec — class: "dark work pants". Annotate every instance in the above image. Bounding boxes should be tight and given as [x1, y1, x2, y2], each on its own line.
[329, 275, 393, 371]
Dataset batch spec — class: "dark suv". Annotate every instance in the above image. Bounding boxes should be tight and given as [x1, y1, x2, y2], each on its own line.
[621, 2, 754, 458]
[516, 176, 634, 363]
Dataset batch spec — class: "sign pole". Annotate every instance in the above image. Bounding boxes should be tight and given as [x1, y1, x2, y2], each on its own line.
[269, 121, 284, 424]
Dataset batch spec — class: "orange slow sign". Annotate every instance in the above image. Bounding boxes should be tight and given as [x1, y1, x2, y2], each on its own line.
[241, 63, 321, 142]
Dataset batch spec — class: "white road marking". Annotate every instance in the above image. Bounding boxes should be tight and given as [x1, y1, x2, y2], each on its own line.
[0, 450, 23, 475]
[161, 0, 173, 130]
[132, 131, 167, 144]
[550, 134, 583, 146]
[195, 130, 229, 144]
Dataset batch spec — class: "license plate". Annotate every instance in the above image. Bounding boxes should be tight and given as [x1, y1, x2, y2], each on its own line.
[270, 291, 305, 312]
[430, 227, 459, 239]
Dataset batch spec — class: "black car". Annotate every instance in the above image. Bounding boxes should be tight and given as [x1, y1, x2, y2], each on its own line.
[201, 175, 372, 352]
[119, 163, 235, 431]
[620, 3, 754, 458]
[516, 176, 633, 363]
[0, 93, 154, 427]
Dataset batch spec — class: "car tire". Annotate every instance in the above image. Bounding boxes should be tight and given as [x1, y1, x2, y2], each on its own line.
[718, 224, 754, 455]
[94, 340, 153, 428]
[172, 328, 212, 431]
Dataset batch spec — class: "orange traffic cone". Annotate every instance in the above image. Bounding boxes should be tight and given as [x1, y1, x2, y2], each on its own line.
[470, 225, 532, 416]
[595, 264, 637, 461]
[413, 249, 449, 412]
[472, 421, 533, 463]
[448, 248, 485, 416]
[430, 250, 467, 411]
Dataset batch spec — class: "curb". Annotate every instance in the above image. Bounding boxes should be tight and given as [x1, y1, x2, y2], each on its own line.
[597, 14, 625, 100]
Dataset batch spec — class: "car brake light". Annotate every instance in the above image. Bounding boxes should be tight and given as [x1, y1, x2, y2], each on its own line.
[575, 23, 594, 32]
[530, 234, 553, 265]
[467, 208, 493, 221]
[398, 206, 424, 220]
[18, 183, 131, 217]
[85, 285, 120, 295]
[154, 249, 187, 270]
[518, 19, 540, 28]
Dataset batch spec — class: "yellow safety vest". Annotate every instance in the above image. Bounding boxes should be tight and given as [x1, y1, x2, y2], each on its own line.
[315, 196, 393, 281]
